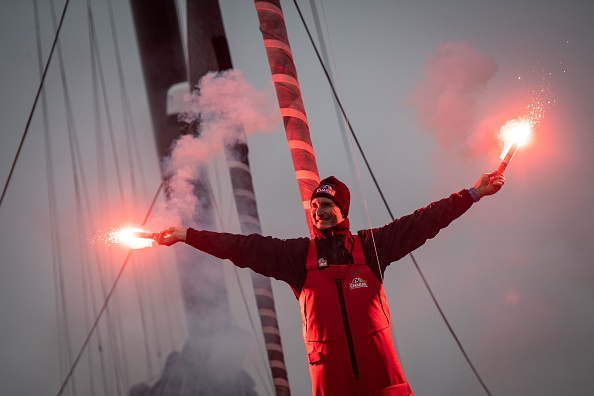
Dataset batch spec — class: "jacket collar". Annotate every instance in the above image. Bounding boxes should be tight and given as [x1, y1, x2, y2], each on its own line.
[312, 218, 350, 240]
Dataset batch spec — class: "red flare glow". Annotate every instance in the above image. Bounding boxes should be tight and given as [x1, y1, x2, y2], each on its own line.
[107, 226, 156, 249]
[498, 118, 532, 160]
[496, 69, 554, 172]
[496, 118, 532, 174]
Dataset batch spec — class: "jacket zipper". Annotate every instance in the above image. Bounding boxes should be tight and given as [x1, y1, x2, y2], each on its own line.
[334, 278, 359, 379]
[331, 229, 338, 264]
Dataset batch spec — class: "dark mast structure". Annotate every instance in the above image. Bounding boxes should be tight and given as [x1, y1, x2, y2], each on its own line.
[129, 0, 289, 394]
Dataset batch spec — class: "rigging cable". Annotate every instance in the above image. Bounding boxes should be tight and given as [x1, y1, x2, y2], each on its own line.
[51, 0, 126, 392]
[49, 0, 133, 391]
[55, 182, 165, 396]
[307, 0, 357, 182]
[291, 1, 493, 395]
[86, 6, 129, 394]
[107, 0, 163, 375]
[43, 0, 137, 390]
[0, 0, 70, 209]
[32, 1, 77, 394]
[86, 1, 157, 388]
[106, 0, 150, 198]
[83, 9, 119, 394]
[309, 0, 402, 359]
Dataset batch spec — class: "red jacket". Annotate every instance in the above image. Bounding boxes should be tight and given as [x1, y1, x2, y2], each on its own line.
[185, 189, 474, 395]
[185, 189, 474, 296]
[301, 237, 412, 395]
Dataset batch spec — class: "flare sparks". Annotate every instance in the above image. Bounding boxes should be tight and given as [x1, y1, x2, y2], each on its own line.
[497, 118, 533, 174]
[104, 226, 158, 249]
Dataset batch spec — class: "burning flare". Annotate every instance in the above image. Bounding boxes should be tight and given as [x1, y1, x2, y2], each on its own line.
[497, 118, 533, 174]
[107, 226, 157, 250]
[495, 68, 554, 173]
[499, 118, 532, 159]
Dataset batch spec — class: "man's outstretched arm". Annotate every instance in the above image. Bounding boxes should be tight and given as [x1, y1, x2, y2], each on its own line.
[359, 169, 506, 276]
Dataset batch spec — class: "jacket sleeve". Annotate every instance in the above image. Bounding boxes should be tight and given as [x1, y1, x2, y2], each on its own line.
[184, 228, 309, 291]
[358, 189, 474, 278]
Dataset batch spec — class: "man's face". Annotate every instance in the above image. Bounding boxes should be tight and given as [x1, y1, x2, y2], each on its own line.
[310, 197, 345, 230]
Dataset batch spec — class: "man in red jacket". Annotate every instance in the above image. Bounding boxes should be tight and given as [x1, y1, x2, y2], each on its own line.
[157, 170, 505, 395]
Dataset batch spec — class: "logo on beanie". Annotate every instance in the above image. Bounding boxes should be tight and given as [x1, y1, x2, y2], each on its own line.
[316, 184, 336, 196]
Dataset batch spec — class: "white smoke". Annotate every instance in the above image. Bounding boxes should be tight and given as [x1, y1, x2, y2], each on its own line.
[148, 69, 280, 229]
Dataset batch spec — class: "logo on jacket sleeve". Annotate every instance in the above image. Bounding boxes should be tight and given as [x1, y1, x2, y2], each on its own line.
[349, 277, 368, 290]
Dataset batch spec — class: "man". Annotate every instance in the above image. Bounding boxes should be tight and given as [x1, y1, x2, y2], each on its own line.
[157, 170, 505, 395]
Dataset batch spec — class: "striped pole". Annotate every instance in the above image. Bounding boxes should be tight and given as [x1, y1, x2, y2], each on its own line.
[225, 139, 291, 395]
[254, 0, 320, 237]
[186, 1, 292, 394]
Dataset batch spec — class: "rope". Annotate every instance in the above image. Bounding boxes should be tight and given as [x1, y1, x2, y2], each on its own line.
[314, 0, 384, 282]
[86, 6, 127, 394]
[312, 0, 396, 356]
[106, 0, 149, 198]
[107, 0, 163, 376]
[55, 182, 165, 396]
[0, 0, 71, 209]
[33, 1, 77, 393]
[291, 1, 492, 395]
[23, 0, 169, 391]
[48, 0, 135, 390]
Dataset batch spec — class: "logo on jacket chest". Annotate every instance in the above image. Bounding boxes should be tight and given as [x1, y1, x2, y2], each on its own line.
[317, 258, 328, 269]
[349, 277, 368, 290]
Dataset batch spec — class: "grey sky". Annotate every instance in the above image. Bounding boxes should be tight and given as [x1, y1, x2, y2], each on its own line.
[1, 0, 594, 395]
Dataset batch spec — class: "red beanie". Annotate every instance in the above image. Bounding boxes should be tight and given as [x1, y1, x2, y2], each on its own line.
[310, 176, 351, 217]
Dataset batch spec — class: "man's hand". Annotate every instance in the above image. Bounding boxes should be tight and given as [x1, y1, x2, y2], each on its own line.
[472, 170, 505, 199]
[157, 227, 187, 246]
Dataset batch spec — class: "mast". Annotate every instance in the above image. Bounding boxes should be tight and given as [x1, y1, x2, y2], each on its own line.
[186, 0, 291, 394]
[254, 0, 320, 236]
[129, 1, 254, 394]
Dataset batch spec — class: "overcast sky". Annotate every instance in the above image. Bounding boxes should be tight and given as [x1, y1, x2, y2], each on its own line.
[1, 0, 594, 395]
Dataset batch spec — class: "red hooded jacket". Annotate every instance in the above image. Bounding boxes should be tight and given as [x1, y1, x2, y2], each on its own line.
[184, 189, 475, 394]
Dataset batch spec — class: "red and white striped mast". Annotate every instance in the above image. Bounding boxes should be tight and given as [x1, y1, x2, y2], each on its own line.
[186, 0, 293, 394]
[254, 0, 320, 236]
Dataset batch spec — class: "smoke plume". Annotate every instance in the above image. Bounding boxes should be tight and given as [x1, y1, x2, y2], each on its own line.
[149, 69, 280, 228]
[410, 41, 498, 152]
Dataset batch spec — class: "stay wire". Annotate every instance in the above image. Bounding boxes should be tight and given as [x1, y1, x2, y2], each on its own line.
[46, 0, 131, 391]
[86, 5, 127, 393]
[33, 1, 76, 393]
[312, 0, 411, 368]
[105, 0, 161, 375]
[55, 181, 165, 396]
[0, 0, 71, 209]
[86, 11, 135, 389]
[291, 1, 493, 395]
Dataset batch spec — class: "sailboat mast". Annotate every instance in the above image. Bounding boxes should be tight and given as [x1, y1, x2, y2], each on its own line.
[186, 0, 291, 394]
[130, 1, 251, 394]
[254, 0, 320, 236]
